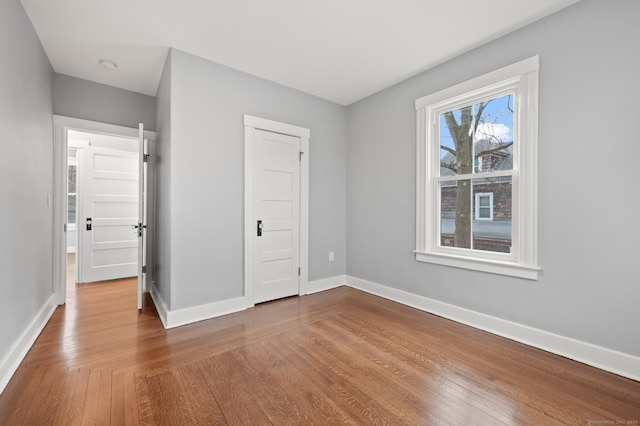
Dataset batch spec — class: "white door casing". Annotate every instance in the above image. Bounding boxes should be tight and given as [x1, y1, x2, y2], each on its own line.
[244, 115, 309, 306]
[78, 146, 139, 283]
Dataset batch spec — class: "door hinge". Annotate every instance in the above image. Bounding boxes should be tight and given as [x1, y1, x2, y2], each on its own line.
[299, 151, 304, 162]
[143, 154, 149, 163]
[142, 265, 147, 274]
[298, 267, 301, 276]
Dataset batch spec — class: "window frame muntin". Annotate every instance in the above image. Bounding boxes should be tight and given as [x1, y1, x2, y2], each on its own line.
[415, 56, 539, 280]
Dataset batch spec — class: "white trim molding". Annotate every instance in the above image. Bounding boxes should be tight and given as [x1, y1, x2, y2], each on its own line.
[150, 274, 347, 329]
[151, 274, 346, 330]
[347, 275, 640, 382]
[0, 294, 57, 394]
[149, 287, 169, 328]
[244, 115, 310, 139]
[305, 275, 346, 295]
[150, 287, 246, 329]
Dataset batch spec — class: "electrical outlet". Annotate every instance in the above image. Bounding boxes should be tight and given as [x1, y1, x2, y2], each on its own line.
[329, 252, 335, 262]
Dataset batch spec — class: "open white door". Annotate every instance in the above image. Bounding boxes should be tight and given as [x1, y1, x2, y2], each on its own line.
[78, 146, 139, 283]
[137, 124, 156, 309]
[137, 124, 145, 309]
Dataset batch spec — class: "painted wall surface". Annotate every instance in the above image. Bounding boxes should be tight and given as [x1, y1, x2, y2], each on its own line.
[53, 74, 157, 131]
[346, 0, 640, 357]
[162, 49, 347, 310]
[0, 0, 54, 366]
[154, 51, 172, 308]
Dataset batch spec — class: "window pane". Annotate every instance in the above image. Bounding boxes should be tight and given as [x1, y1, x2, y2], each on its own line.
[440, 180, 471, 249]
[68, 165, 77, 193]
[439, 93, 514, 177]
[473, 178, 512, 253]
[441, 178, 512, 253]
[68, 195, 76, 224]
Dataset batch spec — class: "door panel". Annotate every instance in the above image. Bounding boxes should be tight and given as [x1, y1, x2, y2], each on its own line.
[79, 146, 139, 283]
[252, 129, 301, 304]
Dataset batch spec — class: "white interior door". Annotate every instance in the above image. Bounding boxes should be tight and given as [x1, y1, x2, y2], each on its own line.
[136, 124, 156, 309]
[137, 124, 145, 309]
[252, 129, 301, 304]
[79, 146, 139, 283]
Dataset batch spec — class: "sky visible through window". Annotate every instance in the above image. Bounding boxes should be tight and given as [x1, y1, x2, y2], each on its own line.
[439, 94, 514, 163]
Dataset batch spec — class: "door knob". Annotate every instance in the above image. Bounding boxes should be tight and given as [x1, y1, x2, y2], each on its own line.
[132, 222, 144, 237]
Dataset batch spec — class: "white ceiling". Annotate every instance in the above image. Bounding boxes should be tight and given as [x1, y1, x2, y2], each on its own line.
[21, 0, 580, 106]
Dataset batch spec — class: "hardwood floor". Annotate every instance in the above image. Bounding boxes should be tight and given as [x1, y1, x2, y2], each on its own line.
[1, 271, 638, 424]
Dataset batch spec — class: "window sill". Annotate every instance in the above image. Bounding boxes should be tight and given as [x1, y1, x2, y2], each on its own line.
[415, 250, 539, 280]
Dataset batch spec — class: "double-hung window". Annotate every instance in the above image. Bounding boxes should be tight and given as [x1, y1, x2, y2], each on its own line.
[415, 56, 540, 279]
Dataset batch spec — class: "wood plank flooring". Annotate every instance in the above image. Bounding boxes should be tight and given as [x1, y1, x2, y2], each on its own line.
[1, 270, 639, 424]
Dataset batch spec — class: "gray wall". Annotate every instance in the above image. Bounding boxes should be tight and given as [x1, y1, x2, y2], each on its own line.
[346, 0, 640, 357]
[53, 73, 157, 131]
[154, 51, 172, 307]
[157, 48, 347, 310]
[0, 0, 54, 365]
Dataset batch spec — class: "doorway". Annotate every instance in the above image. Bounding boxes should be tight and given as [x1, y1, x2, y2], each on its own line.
[243, 115, 310, 306]
[53, 116, 156, 307]
[67, 130, 140, 284]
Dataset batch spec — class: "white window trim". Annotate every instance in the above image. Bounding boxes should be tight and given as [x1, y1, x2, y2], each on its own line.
[475, 193, 494, 221]
[415, 56, 540, 280]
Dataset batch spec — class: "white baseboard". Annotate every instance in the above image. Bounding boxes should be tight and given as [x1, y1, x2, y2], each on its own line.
[0, 294, 57, 394]
[149, 286, 169, 328]
[149, 275, 346, 329]
[166, 297, 246, 329]
[149, 287, 246, 329]
[305, 274, 346, 295]
[347, 275, 640, 382]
